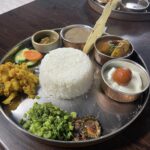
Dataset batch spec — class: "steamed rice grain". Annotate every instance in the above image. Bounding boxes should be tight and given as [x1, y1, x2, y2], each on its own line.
[39, 48, 93, 99]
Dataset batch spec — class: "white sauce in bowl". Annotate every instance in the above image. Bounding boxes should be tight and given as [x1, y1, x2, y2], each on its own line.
[106, 67, 142, 94]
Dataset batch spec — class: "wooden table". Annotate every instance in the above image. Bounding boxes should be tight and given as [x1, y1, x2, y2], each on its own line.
[0, 0, 150, 149]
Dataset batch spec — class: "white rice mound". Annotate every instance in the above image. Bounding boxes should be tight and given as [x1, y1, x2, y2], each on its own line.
[39, 47, 94, 99]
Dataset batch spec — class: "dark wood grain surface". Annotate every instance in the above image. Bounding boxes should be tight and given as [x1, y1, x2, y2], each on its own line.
[0, 0, 150, 149]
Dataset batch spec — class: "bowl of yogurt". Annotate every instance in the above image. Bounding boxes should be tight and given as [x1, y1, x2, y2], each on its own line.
[101, 59, 150, 102]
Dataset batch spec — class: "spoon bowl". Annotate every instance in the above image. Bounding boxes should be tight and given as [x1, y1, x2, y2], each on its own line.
[120, 0, 149, 12]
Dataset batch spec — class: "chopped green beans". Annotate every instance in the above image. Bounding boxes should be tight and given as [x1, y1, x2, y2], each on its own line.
[20, 102, 77, 140]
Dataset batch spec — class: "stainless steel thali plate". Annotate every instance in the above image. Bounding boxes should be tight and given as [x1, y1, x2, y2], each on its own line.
[88, 0, 150, 21]
[0, 28, 149, 147]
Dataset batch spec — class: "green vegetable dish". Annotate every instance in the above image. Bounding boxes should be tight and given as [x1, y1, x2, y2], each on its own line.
[20, 102, 77, 140]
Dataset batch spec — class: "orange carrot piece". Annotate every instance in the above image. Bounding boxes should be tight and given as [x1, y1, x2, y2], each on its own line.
[24, 50, 43, 61]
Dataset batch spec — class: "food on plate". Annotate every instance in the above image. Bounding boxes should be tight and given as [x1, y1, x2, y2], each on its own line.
[39, 47, 93, 99]
[23, 50, 43, 61]
[64, 26, 92, 43]
[20, 102, 102, 141]
[73, 116, 101, 141]
[106, 67, 142, 93]
[96, 39, 130, 57]
[0, 62, 38, 104]
[111, 40, 130, 57]
[60, 24, 93, 50]
[32, 30, 60, 53]
[112, 67, 132, 85]
[94, 36, 134, 65]
[101, 59, 150, 102]
[83, 0, 119, 53]
[20, 102, 77, 140]
[39, 36, 57, 44]
[15, 48, 43, 66]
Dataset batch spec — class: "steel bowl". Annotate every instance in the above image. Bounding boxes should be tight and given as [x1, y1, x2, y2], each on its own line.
[101, 59, 150, 102]
[60, 24, 93, 50]
[120, 0, 149, 12]
[94, 35, 134, 65]
[32, 30, 60, 53]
